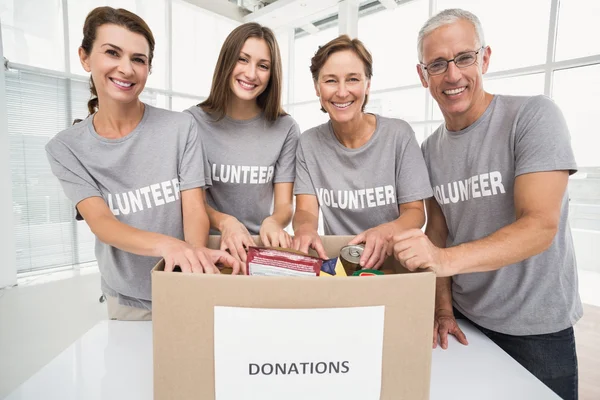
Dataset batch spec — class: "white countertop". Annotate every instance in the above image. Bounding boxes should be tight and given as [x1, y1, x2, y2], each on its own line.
[4, 320, 559, 399]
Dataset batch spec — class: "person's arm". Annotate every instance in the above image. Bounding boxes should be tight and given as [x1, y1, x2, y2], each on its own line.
[348, 200, 425, 270]
[181, 188, 210, 248]
[260, 182, 293, 248]
[393, 170, 569, 276]
[77, 197, 211, 273]
[424, 198, 468, 349]
[180, 188, 243, 274]
[292, 194, 327, 259]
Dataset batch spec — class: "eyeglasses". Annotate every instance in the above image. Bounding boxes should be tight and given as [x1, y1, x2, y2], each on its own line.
[421, 47, 485, 76]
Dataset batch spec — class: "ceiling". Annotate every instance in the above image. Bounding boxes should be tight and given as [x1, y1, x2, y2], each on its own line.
[182, 0, 397, 33]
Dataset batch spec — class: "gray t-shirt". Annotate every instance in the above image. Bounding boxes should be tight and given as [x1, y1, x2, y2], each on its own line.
[185, 106, 299, 235]
[294, 114, 433, 235]
[422, 95, 583, 335]
[46, 104, 210, 309]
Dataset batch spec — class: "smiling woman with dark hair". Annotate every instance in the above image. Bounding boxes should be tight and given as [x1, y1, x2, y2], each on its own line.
[45, 7, 240, 321]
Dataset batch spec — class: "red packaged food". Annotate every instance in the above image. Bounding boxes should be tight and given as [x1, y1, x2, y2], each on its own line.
[246, 247, 322, 277]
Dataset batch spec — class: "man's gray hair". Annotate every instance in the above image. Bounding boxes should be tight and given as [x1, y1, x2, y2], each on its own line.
[417, 8, 486, 62]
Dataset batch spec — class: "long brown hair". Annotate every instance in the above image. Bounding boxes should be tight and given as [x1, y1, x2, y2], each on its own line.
[80, 7, 155, 115]
[310, 35, 373, 112]
[199, 22, 286, 122]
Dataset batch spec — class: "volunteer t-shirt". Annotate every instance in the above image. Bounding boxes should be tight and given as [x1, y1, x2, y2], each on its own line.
[421, 95, 583, 335]
[46, 104, 210, 309]
[185, 106, 299, 235]
[294, 114, 433, 235]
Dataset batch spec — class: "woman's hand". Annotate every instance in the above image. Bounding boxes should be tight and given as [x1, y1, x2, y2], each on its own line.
[260, 216, 292, 248]
[219, 216, 256, 263]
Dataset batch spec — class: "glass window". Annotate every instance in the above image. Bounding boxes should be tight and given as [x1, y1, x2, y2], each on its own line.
[289, 102, 330, 133]
[483, 73, 545, 96]
[435, 0, 551, 73]
[358, 0, 429, 91]
[171, 95, 202, 112]
[293, 25, 339, 103]
[172, 0, 238, 97]
[431, 73, 545, 120]
[367, 87, 427, 122]
[274, 28, 291, 104]
[555, 0, 600, 61]
[0, 0, 66, 71]
[552, 64, 600, 168]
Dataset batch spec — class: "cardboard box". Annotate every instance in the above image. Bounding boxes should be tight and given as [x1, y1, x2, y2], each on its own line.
[152, 235, 435, 400]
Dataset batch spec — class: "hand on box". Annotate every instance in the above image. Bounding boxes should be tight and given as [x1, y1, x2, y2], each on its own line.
[219, 216, 256, 263]
[259, 216, 292, 249]
[201, 247, 245, 275]
[292, 228, 328, 259]
[392, 229, 452, 276]
[433, 309, 468, 349]
[348, 225, 394, 270]
[159, 238, 220, 274]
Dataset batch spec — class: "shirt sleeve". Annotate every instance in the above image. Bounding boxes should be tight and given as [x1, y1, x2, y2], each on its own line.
[179, 117, 212, 191]
[514, 95, 577, 177]
[293, 138, 316, 196]
[395, 124, 434, 203]
[274, 119, 300, 183]
[45, 139, 104, 220]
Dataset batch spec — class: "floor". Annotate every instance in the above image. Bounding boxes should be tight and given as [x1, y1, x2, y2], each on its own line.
[0, 267, 599, 399]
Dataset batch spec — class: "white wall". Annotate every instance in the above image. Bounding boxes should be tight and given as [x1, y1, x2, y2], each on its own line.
[0, 20, 17, 288]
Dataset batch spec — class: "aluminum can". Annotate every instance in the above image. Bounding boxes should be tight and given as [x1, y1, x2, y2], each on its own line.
[339, 244, 365, 272]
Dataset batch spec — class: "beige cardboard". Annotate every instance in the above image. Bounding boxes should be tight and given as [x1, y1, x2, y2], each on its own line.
[152, 235, 435, 400]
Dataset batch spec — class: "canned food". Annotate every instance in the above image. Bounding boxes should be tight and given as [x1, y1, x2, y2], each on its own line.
[339, 244, 365, 273]
[352, 269, 384, 276]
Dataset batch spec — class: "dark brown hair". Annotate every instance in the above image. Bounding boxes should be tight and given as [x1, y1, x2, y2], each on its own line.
[80, 7, 155, 115]
[310, 35, 373, 112]
[199, 22, 286, 122]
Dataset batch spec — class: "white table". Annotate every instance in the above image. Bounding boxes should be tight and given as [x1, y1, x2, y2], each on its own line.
[4, 320, 559, 399]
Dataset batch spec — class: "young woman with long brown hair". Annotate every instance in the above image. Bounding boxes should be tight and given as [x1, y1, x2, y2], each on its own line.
[186, 23, 299, 263]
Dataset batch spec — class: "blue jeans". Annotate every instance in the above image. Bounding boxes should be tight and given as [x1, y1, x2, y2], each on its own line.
[454, 308, 578, 400]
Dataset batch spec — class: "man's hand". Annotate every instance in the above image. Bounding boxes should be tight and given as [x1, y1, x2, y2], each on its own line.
[392, 229, 453, 276]
[433, 309, 468, 349]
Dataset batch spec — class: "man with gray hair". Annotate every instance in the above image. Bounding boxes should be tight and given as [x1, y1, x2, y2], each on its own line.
[393, 8, 581, 399]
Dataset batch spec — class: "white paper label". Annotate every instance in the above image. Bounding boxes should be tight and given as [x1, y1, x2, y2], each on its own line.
[214, 306, 385, 400]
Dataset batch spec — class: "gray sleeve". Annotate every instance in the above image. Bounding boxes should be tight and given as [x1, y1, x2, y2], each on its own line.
[396, 128, 434, 203]
[273, 120, 300, 183]
[293, 139, 316, 196]
[45, 140, 103, 219]
[179, 118, 212, 191]
[514, 96, 577, 177]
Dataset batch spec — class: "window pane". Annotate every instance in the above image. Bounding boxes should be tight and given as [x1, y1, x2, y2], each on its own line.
[435, 0, 551, 72]
[358, 0, 428, 90]
[555, 0, 600, 61]
[367, 87, 427, 122]
[171, 96, 202, 112]
[6, 71, 76, 272]
[431, 73, 545, 120]
[552, 65, 600, 167]
[0, 0, 65, 71]
[289, 102, 330, 133]
[484, 73, 545, 96]
[274, 28, 291, 104]
[67, 0, 167, 89]
[293, 25, 339, 103]
[172, 0, 238, 97]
